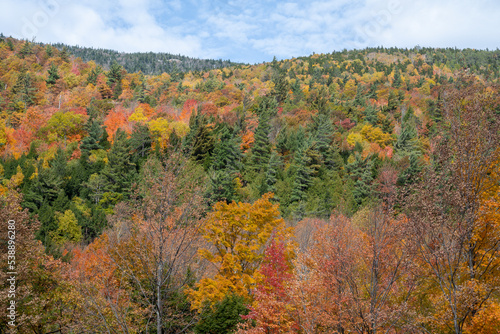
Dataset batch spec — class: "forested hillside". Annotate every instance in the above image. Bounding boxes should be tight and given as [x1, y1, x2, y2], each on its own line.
[0, 36, 499, 333]
[52, 42, 241, 75]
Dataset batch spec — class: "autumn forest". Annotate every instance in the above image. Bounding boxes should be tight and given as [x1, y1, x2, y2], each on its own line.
[0, 35, 499, 333]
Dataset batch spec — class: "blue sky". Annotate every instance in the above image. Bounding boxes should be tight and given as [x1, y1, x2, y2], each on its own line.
[1, 0, 499, 63]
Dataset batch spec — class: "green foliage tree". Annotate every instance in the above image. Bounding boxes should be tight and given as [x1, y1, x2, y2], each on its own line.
[208, 125, 241, 204]
[249, 107, 272, 172]
[194, 294, 249, 334]
[46, 63, 60, 85]
[101, 129, 136, 196]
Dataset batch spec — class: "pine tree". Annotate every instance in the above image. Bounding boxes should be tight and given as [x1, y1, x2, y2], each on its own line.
[249, 108, 272, 172]
[46, 63, 60, 85]
[80, 120, 103, 161]
[45, 44, 53, 57]
[50, 147, 67, 180]
[12, 70, 36, 108]
[352, 158, 375, 206]
[364, 104, 378, 125]
[272, 64, 289, 103]
[260, 151, 281, 196]
[107, 61, 123, 99]
[395, 106, 419, 154]
[397, 150, 423, 186]
[392, 68, 402, 88]
[86, 66, 102, 85]
[208, 125, 242, 204]
[101, 129, 136, 196]
[308, 112, 333, 158]
[130, 122, 152, 163]
[210, 125, 241, 172]
[192, 123, 215, 169]
[60, 46, 70, 62]
[290, 145, 313, 203]
[194, 294, 248, 334]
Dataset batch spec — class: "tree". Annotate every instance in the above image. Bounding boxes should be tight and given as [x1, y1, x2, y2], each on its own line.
[40, 111, 87, 143]
[188, 193, 293, 310]
[46, 63, 60, 85]
[129, 122, 152, 163]
[0, 184, 76, 333]
[107, 153, 207, 334]
[290, 145, 313, 205]
[237, 239, 295, 334]
[208, 125, 242, 204]
[50, 209, 82, 245]
[260, 151, 281, 196]
[80, 119, 103, 161]
[11, 69, 36, 109]
[289, 211, 413, 333]
[101, 128, 136, 196]
[249, 101, 273, 172]
[403, 76, 500, 334]
[70, 233, 147, 333]
[195, 293, 249, 334]
[395, 106, 419, 154]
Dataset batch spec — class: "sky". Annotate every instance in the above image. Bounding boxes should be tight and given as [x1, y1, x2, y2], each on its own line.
[1, 0, 499, 64]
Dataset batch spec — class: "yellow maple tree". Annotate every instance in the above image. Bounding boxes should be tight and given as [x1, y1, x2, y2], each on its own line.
[187, 193, 293, 310]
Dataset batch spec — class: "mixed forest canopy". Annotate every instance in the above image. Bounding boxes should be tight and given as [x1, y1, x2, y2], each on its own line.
[0, 34, 499, 333]
[51, 42, 242, 75]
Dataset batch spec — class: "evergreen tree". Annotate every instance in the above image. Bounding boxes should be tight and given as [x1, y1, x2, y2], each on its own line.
[272, 63, 289, 103]
[249, 107, 272, 172]
[12, 70, 36, 108]
[194, 294, 248, 334]
[36, 201, 56, 245]
[50, 147, 67, 179]
[346, 154, 375, 206]
[18, 41, 32, 59]
[192, 123, 215, 169]
[395, 106, 419, 154]
[46, 63, 60, 85]
[45, 44, 53, 57]
[290, 144, 313, 203]
[392, 68, 402, 88]
[107, 61, 123, 99]
[101, 129, 136, 196]
[397, 150, 423, 186]
[86, 66, 102, 85]
[308, 112, 333, 158]
[364, 104, 378, 125]
[260, 150, 282, 196]
[130, 122, 152, 163]
[60, 46, 70, 62]
[208, 125, 242, 204]
[80, 120, 103, 161]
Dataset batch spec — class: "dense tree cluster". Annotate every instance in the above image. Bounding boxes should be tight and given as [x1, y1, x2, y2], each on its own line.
[51, 43, 241, 75]
[0, 37, 499, 333]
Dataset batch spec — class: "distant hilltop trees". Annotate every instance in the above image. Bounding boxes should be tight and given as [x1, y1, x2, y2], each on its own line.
[51, 42, 243, 75]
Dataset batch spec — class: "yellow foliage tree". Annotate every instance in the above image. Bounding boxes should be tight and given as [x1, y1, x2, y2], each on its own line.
[359, 124, 393, 148]
[188, 193, 293, 311]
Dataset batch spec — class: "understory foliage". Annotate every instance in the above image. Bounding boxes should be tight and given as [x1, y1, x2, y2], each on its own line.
[0, 37, 499, 333]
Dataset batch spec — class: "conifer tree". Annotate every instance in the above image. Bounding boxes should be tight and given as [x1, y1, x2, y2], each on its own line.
[130, 123, 152, 163]
[208, 125, 242, 204]
[80, 120, 103, 161]
[352, 159, 374, 205]
[290, 145, 313, 203]
[261, 151, 281, 196]
[249, 106, 272, 172]
[101, 129, 136, 196]
[395, 106, 419, 154]
[46, 63, 60, 85]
